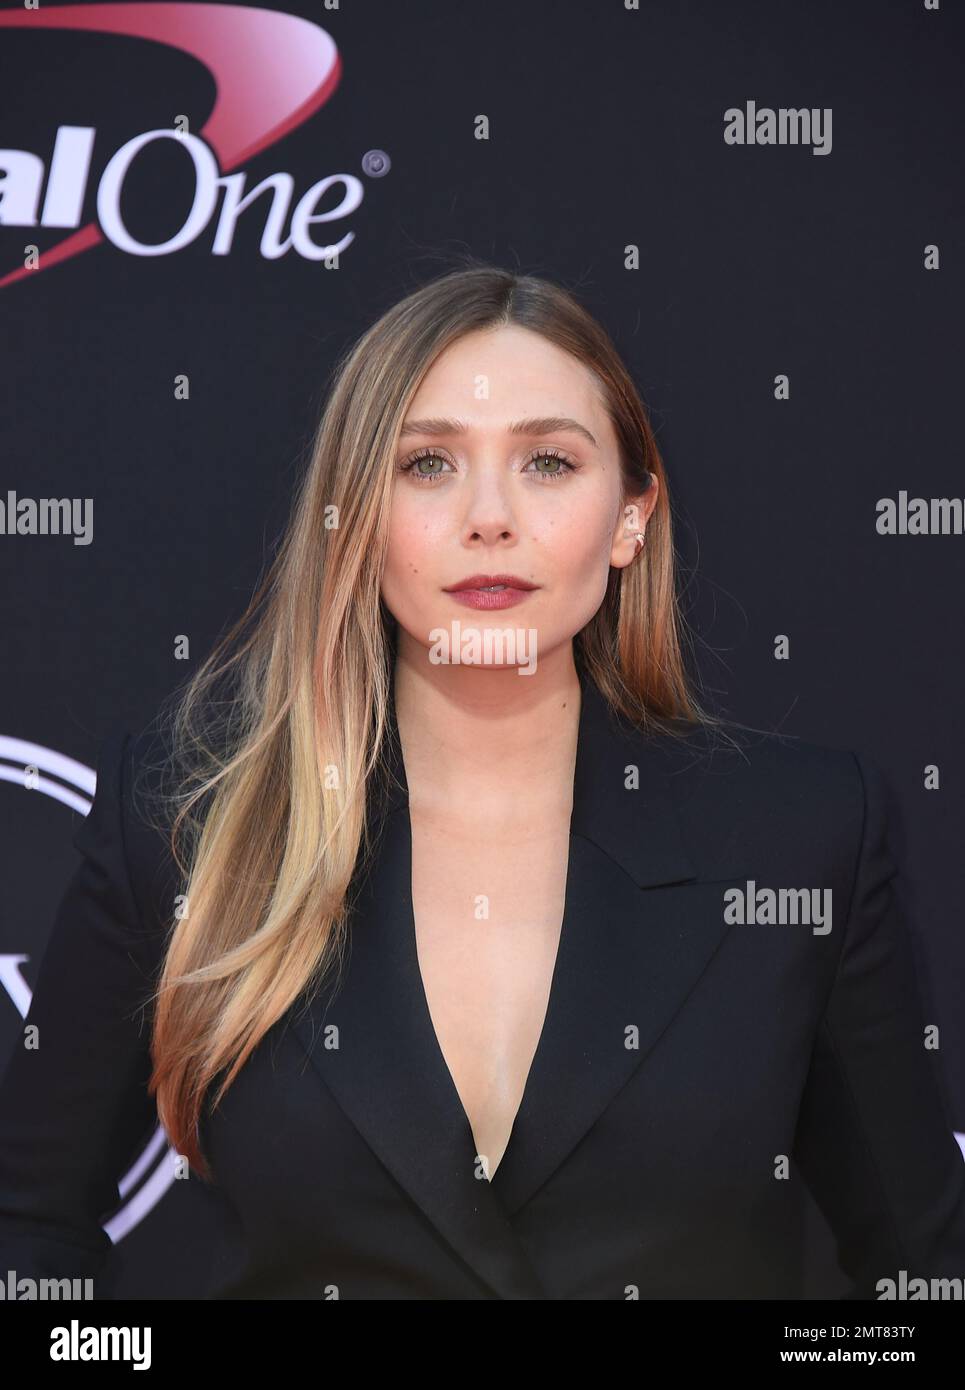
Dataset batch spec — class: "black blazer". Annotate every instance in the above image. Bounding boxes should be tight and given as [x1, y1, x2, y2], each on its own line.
[2, 671, 964, 1300]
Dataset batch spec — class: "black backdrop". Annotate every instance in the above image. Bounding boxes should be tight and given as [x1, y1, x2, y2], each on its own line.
[1, 0, 962, 1298]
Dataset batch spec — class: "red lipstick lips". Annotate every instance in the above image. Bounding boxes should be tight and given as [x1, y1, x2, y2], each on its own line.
[442, 573, 539, 611]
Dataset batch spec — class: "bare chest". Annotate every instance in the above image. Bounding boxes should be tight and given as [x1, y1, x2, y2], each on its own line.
[409, 811, 571, 1180]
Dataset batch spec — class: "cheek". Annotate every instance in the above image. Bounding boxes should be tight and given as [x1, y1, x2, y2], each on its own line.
[534, 492, 617, 579]
[384, 492, 448, 576]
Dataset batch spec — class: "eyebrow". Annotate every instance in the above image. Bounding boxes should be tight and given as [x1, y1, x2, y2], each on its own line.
[398, 415, 598, 448]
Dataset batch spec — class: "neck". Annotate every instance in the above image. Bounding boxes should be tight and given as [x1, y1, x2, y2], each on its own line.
[391, 631, 583, 817]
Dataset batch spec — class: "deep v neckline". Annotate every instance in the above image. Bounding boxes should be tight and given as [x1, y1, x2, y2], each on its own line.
[288, 663, 709, 1291]
[385, 674, 582, 1186]
[402, 805, 575, 1185]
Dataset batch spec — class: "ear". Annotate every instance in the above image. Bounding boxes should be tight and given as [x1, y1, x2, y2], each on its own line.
[610, 474, 660, 570]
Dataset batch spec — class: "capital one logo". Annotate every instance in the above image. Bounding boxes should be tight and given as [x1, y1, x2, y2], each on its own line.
[0, 735, 176, 1245]
[0, 2, 381, 289]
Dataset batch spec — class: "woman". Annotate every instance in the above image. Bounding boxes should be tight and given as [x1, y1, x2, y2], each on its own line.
[1, 265, 963, 1300]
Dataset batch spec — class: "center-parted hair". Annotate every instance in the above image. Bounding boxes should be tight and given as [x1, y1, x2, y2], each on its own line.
[138, 261, 723, 1177]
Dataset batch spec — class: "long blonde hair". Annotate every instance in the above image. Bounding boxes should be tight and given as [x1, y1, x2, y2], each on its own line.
[139, 261, 727, 1178]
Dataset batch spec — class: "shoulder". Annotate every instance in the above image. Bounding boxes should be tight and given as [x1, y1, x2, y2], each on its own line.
[627, 713, 882, 880]
[669, 716, 864, 786]
[84, 719, 182, 937]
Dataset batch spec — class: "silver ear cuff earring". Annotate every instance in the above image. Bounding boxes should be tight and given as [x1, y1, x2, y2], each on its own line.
[634, 531, 646, 553]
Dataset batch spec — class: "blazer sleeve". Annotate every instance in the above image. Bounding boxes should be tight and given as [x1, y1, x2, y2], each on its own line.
[793, 751, 965, 1296]
[0, 729, 164, 1283]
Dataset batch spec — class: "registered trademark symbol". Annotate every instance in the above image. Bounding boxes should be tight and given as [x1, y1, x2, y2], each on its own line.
[361, 149, 391, 178]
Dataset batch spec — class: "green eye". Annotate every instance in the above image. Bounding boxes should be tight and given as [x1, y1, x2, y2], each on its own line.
[400, 451, 454, 482]
[525, 451, 576, 481]
[399, 448, 577, 484]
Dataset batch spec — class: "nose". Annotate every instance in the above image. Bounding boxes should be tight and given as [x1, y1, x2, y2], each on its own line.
[459, 458, 518, 547]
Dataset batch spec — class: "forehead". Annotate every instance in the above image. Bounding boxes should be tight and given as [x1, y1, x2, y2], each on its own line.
[408, 325, 608, 426]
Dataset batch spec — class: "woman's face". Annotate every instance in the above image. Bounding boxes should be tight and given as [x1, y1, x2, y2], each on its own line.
[381, 324, 657, 674]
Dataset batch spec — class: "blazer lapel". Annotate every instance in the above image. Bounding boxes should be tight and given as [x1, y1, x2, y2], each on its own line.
[490, 678, 739, 1216]
[288, 668, 747, 1297]
[289, 795, 547, 1299]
